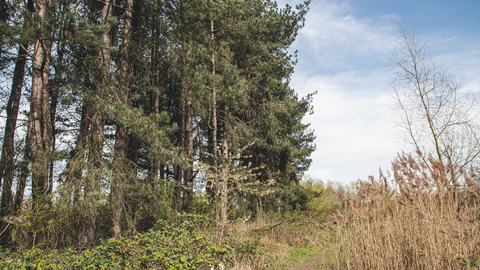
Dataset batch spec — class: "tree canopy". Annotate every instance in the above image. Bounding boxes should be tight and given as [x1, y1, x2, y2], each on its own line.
[0, 0, 315, 247]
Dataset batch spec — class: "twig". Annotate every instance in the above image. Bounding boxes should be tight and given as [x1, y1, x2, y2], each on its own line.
[1, 217, 28, 226]
[0, 223, 10, 236]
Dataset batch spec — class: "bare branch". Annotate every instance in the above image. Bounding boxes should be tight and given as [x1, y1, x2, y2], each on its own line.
[388, 27, 480, 176]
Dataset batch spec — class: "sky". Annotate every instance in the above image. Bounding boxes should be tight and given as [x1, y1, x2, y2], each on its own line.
[276, 0, 480, 183]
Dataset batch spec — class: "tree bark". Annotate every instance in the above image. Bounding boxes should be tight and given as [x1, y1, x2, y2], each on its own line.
[149, 21, 162, 186]
[111, 0, 133, 240]
[12, 153, 28, 215]
[28, 0, 53, 211]
[182, 92, 194, 212]
[78, 0, 113, 245]
[0, 0, 9, 59]
[9, 0, 35, 218]
[174, 97, 185, 212]
[64, 94, 90, 203]
[0, 5, 33, 242]
[220, 111, 228, 229]
[0, 32, 30, 218]
[210, 20, 219, 224]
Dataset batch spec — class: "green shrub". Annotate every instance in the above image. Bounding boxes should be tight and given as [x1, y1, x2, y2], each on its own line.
[0, 217, 262, 269]
[301, 177, 352, 216]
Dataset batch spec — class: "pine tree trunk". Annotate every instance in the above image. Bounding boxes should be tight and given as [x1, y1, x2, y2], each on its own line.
[173, 98, 185, 212]
[210, 20, 219, 224]
[28, 0, 53, 211]
[111, 0, 133, 240]
[146, 54, 160, 225]
[0, 0, 8, 59]
[149, 23, 161, 186]
[206, 121, 214, 198]
[11, 21, 34, 210]
[12, 154, 28, 215]
[174, 165, 183, 212]
[23, 0, 53, 247]
[79, 0, 113, 245]
[149, 89, 159, 184]
[112, 124, 127, 239]
[65, 95, 90, 203]
[220, 112, 228, 229]
[0, 33, 30, 218]
[182, 93, 193, 212]
[0, 4, 33, 241]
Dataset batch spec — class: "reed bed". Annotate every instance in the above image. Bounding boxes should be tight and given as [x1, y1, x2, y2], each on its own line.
[328, 152, 480, 270]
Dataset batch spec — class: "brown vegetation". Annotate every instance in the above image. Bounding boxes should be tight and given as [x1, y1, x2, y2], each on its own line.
[2, 150, 479, 269]
[327, 152, 480, 269]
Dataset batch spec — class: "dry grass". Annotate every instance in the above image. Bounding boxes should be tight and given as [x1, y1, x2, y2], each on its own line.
[228, 213, 335, 269]
[327, 152, 480, 270]
[220, 152, 480, 269]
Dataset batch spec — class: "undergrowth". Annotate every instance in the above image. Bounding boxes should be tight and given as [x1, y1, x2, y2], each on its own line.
[3, 152, 480, 270]
[0, 217, 263, 269]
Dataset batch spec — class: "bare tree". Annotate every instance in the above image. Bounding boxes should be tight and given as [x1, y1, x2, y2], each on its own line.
[389, 27, 480, 175]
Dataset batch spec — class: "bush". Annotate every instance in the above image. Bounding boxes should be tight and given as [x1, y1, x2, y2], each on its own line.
[0, 217, 263, 269]
[302, 177, 352, 216]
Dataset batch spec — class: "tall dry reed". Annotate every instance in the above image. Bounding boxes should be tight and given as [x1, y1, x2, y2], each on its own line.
[329, 152, 480, 270]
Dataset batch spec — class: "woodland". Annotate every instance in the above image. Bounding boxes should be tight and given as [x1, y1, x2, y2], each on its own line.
[0, 0, 480, 269]
[0, 0, 314, 248]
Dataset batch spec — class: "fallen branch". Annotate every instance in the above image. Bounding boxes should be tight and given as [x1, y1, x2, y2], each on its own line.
[1, 216, 29, 226]
[266, 218, 292, 230]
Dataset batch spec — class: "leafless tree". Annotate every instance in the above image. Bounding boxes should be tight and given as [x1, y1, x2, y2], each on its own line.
[389, 27, 480, 175]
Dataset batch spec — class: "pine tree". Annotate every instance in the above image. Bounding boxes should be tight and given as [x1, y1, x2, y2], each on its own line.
[0, 0, 10, 59]
[28, 0, 54, 211]
[0, 0, 35, 245]
[0, 0, 315, 247]
[111, 0, 133, 240]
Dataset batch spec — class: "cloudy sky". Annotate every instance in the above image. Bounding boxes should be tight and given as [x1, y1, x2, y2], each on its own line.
[276, 0, 480, 183]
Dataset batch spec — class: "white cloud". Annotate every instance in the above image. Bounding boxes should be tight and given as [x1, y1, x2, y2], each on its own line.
[292, 71, 403, 182]
[276, 0, 480, 183]
[275, 0, 407, 183]
[293, 0, 399, 72]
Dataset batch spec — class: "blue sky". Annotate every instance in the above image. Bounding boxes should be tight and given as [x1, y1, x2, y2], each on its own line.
[276, 0, 480, 183]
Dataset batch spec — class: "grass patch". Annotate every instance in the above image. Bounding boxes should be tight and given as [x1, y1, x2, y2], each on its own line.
[229, 213, 338, 269]
[267, 246, 322, 269]
[287, 246, 323, 263]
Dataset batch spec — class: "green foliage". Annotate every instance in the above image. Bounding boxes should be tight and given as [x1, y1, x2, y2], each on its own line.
[0, 218, 262, 269]
[0, 0, 315, 250]
[458, 256, 479, 269]
[263, 182, 310, 214]
[5, 205, 81, 250]
[192, 194, 212, 216]
[301, 177, 351, 216]
[195, 141, 276, 223]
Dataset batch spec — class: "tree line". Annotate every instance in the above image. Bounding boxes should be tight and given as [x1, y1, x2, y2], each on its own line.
[0, 0, 315, 247]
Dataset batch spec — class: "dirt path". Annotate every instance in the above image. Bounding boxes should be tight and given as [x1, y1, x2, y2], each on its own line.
[286, 242, 344, 270]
